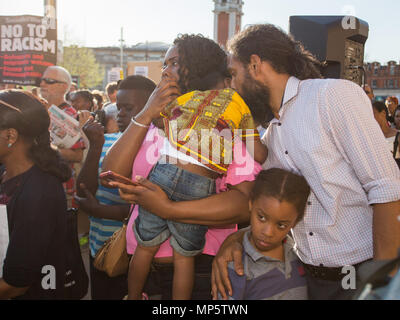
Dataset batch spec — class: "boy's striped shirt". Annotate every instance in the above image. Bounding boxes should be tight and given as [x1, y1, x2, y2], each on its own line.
[89, 132, 127, 257]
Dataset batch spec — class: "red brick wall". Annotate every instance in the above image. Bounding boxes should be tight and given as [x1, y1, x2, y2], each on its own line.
[235, 14, 241, 34]
[365, 62, 400, 89]
[218, 12, 229, 47]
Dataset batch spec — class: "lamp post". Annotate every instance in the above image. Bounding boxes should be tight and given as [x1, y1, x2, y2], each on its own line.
[119, 27, 125, 78]
[43, 0, 57, 27]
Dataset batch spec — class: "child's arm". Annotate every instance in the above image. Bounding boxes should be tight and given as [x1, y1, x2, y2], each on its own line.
[242, 136, 268, 164]
[253, 138, 268, 164]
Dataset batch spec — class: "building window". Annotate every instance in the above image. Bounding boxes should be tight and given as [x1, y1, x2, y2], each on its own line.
[374, 66, 379, 75]
[387, 79, 394, 89]
[390, 65, 396, 76]
[371, 80, 378, 88]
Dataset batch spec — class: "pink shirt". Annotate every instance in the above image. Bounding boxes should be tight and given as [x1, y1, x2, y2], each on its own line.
[126, 124, 262, 257]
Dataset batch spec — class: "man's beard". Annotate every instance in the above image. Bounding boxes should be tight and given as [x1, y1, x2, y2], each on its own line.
[239, 70, 275, 127]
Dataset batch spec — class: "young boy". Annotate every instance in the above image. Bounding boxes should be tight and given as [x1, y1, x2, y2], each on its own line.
[221, 168, 310, 300]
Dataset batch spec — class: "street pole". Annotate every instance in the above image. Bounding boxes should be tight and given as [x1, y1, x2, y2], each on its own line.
[43, 0, 57, 64]
[44, 0, 57, 22]
[119, 27, 125, 77]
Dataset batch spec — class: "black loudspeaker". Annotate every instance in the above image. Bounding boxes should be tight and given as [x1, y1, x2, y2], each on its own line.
[289, 16, 369, 85]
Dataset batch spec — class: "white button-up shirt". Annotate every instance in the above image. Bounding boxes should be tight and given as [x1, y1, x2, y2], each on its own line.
[262, 76, 400, 267]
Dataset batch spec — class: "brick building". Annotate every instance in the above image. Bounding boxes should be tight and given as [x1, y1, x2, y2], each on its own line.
[365, 60, 400, 101]
[90, 42, 169, 89]
[213, 0, 243, 48]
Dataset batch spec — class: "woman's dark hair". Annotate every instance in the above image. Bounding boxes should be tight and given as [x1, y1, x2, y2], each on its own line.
[372, 100, 389, 120]
[92, 91, 103, 107]
[228, 24, 324, 80]
[173, 34, 230, 94]
[0, 90, 71, 182]
[372, 101, 386, 113]
[74, 90, 94, 110]
[250, 168, 311, 223]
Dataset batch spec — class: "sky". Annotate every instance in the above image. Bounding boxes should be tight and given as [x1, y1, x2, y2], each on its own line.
[0, 0, 399, 63]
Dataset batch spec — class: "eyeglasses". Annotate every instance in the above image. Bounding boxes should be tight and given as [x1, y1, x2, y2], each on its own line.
[40, 78, 66, 85]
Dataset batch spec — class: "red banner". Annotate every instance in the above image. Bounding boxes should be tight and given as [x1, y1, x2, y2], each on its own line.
[0, 15, 57, 86]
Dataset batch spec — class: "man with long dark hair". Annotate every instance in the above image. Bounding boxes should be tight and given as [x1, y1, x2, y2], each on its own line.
[212, 24, 400, 300]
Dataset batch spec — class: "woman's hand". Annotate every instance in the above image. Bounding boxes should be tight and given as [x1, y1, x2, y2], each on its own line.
[74, 183, 100, 214]
[109, 176, 171, 216]
[82, 116, 105, 147]
[135, 78, 181, 125]
[211, 229, 247, 300]
[78, 110, 92, 129]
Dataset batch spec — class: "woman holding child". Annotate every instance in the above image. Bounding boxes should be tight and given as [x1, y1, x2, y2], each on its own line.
[102, 34, 266, 300]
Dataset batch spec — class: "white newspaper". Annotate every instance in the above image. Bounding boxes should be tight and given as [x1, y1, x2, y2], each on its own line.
[0, 205, 9, 278]
[48, 105, 81, 149]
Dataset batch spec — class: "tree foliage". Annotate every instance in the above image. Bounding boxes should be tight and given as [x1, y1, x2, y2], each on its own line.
[61, 45, 104, 89]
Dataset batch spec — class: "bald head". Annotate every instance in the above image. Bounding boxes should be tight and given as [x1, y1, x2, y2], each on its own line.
[45, 66, 72, 88]
[40, 66, 72, 106]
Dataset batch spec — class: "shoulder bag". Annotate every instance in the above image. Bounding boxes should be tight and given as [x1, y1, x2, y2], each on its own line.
[93, 208, 133, 277]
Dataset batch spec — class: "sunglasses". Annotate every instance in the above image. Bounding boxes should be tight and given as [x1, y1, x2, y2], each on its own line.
[41, 78, 66, 85]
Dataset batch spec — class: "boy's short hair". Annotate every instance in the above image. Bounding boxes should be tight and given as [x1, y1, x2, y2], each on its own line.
[251, 168, 311, 223]
[106, 82, 119, 95]
[116, 75, 156, 94]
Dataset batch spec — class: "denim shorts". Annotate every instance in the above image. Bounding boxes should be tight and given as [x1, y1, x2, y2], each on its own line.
[134, 162, 216, 257]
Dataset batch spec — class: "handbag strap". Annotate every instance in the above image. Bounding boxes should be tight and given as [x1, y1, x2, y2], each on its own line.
[123, 205, 135, 225]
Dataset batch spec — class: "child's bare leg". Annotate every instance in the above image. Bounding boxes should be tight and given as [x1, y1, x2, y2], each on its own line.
[128, 244, 159, 300]
[172, 250, 195, 300]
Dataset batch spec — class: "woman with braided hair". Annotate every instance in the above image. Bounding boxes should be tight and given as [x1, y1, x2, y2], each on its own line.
[0, 90, 71, 299]
[103, 34, 267, 300]
[69, 90, 95, 112]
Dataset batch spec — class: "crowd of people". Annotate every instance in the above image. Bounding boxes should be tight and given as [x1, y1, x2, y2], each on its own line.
[0, 23, 400, 300]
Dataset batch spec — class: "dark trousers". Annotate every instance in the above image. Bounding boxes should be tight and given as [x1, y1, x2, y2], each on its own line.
[143, 254, 214, 300]
[305, 272, 356, 300]
[304, 261, 369, 300]
[89, 255, 128, 300]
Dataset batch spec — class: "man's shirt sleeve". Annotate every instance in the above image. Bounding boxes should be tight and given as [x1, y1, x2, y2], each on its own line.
[323, 79, 400, 205]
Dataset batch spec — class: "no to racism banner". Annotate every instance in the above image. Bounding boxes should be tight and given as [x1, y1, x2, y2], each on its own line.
[0, 15, 57, 86]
